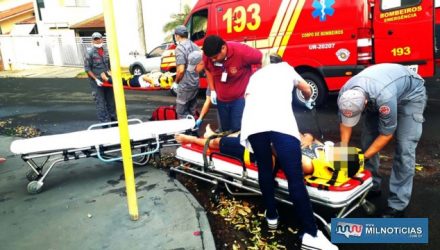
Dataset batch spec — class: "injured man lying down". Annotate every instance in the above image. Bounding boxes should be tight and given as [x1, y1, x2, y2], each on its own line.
[175, 124, 323, 175]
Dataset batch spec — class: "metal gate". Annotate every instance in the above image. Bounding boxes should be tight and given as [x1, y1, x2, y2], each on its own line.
[0, 35, 94, 68]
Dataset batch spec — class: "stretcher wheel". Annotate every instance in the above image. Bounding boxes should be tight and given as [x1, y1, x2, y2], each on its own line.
[209, 184, 222, 205]
[362, 200, 376, 215]
[133, 153, 151, 167]
[324, 224, 331, 237]
[210, 193, 220, 205]
[152, 153, 161, 167]
[27, 181, 43, 194]
[26, 170, 41, 181]
[168, 168, 176, 179]
[143, 154, 151, 165]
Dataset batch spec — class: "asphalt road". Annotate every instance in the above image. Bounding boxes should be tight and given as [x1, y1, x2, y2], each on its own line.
[0, 78, 216, 250]
[0, 77, 439, 249]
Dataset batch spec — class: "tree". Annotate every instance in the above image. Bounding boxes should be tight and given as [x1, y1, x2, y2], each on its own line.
[162, 4, 191, 42]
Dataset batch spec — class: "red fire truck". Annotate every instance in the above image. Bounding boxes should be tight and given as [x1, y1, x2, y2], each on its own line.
[161, 0, 436, 106]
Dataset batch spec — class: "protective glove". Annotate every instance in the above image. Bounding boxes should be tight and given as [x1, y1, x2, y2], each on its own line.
[195, 118, 203, 129]
[211, 90, 217, 105]
[95, 78, 103, 87]
[305, 99, 315, 110]
[171, 82, 179, 90]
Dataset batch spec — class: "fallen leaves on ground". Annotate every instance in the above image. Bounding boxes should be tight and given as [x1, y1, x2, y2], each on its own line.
[0, 119, 41, 138]
[211, 196, 286, 249]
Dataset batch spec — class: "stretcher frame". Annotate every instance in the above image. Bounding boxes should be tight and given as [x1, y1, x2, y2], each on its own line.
[102, 82, 172, 91]
[11, 118, 194, 194]
[170, 136, 375, 233]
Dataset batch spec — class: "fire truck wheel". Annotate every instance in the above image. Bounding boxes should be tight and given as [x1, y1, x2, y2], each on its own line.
[293, 72, 327, 107]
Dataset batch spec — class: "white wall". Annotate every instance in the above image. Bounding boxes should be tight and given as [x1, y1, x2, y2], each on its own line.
[142, 1, 180, 52]
[111, 0, 139, 66]
[0, 0, 199, 68]
[0, 0, 31, 11]
[111, 0, 197, 67]
[36, 0, 103, 35]
[142, 0, 197, 52]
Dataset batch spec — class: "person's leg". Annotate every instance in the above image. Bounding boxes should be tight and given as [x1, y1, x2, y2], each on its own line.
[104, 87, 117, 121]
[176, 89, 198, 119]
[175, 133, 221, 149]
[388, 99, 425, 211]
[176, 90, 189, 119]
[92, 87, 111, 123]
[203, 124, 216, 138]
[361, 112, 381, 191]
[129, 75, 141, 87]
[216, 110, 222, 132]
[216, 100, 231, 131]
[219, 136, 250, 161]
[248, 132, 278, 220]
[270, 131, 317, 236]
[229, 98, 245, 132]
[188, 92, 199, 119]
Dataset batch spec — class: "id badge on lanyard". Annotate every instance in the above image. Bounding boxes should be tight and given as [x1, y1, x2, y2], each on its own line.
[221, 71, 228, 82]
[214, 62, 228, 83]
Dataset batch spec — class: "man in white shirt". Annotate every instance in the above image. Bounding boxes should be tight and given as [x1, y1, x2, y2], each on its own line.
[240, 54, 338, 250]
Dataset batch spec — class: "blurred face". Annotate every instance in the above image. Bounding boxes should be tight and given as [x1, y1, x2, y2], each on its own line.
[209, 45, 227, 63]
[93, 37, 103, 48]
[93, 37, 102, 44]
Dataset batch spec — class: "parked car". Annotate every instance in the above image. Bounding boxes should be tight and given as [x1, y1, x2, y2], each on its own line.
[129, 43, 171, 75]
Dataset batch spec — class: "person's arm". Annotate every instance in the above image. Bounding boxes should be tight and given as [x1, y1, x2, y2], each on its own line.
[340, 123, 352, 146]
[100, 72, 108, 81]
[205, 68, 218, 104]
[241, 44, 263, 65]
[175, 64, 185, 83]
[84, 50, 97, 80]
[87, 71, 98, 81]
[363, 134, 393, 159]
[174, 46, 186, 84]
[297, 80, 312, 100]
[363, 99, 396, 159]
[139, 74, 156, 87]
[205, 68, 215, 91]
[199, 95, 211, 120]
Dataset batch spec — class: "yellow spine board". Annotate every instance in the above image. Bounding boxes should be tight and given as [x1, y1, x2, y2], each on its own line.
[305, 147, 364, 187]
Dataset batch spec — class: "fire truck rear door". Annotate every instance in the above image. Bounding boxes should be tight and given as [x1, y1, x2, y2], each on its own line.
[373, 0, 435, 77]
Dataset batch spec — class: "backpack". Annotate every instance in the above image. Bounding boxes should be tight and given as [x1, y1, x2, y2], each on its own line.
[150, 105, 178, 121]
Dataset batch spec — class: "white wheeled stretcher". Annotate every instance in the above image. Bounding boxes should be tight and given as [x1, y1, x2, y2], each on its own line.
[10, 118, 195, 194]
[171, 137, 375, 233]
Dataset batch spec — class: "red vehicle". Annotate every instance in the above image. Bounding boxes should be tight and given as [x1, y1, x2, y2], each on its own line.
[436, 1, 440, 65]
[161, 0, 436, 105]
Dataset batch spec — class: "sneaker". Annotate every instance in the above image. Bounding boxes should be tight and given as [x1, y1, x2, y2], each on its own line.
[266, 217, 278, 230]
[366, 189, 382, 199]
[302, 230, 338, 250]
[264, 210, 278, 230]
[381, 206, 405, 218]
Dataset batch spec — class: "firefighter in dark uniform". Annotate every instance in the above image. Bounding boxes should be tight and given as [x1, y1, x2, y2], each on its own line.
[84, 32, 116, 123]
[337, 63, 427, 218]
